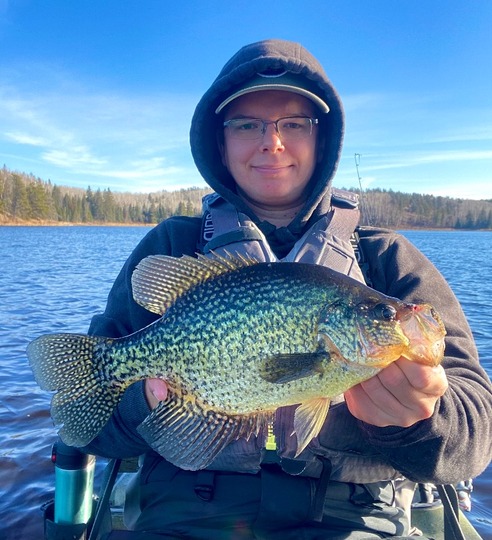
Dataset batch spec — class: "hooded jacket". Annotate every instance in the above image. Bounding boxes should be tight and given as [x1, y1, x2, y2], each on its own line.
[83, 40, 492, 488]
[190, 39, 345, 256]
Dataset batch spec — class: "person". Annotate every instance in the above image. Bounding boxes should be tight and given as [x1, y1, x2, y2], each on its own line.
[82, 39, 492, 539]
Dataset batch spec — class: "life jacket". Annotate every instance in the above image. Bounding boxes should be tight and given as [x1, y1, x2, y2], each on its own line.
[200, 188, 364, 282]
[197, 190, 400, 484]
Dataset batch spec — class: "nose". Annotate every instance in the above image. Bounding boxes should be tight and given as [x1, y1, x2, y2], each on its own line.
[260, 123, 284, 152]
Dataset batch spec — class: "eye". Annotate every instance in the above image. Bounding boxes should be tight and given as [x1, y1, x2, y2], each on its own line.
[283, 121, 303, 130]
[236, 119, 261, 131]
[280, 117, 309, 132]
[373, 303, 397, 321]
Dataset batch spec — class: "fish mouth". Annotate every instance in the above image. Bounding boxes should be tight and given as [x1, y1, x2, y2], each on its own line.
[397, 303, 446, 366]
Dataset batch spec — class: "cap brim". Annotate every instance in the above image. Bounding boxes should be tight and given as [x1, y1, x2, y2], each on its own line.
[215, 83, 330, 114]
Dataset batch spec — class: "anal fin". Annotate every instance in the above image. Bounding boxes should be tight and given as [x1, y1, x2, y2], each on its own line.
[292, 397, 331, 456]
[138, 392, 270, 470]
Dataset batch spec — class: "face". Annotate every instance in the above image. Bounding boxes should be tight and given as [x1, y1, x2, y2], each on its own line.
[221, 91, 319, 210]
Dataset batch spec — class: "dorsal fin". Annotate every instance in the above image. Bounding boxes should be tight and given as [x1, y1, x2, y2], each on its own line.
[131, 252, 258, 315]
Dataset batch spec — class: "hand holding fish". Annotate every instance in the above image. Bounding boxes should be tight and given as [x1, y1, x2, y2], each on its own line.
[344, 357, 448, 427]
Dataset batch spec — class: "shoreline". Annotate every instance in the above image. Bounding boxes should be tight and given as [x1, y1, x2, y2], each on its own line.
[0, 219, 156, 227]
[1, 218, 490, 232]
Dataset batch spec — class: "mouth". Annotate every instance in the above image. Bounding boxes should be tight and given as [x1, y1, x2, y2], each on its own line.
[398, 304, 446, 366]
[252, 164, 292, 175]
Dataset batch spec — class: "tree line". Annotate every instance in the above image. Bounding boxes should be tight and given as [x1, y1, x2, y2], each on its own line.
[357, 188, 492, 230]
[1, 166, 491, 229]
[0, 167, 212, 224]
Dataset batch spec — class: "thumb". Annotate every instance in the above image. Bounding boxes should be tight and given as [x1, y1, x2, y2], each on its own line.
[145, 378, 168, 405]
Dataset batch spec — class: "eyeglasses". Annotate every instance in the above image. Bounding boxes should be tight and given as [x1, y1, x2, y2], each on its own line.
[223, 116, 319, 141]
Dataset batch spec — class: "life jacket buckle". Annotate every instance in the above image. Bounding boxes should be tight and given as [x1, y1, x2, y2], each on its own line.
[194, 470, 216, 501]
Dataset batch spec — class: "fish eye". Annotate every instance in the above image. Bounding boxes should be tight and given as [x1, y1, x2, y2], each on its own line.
[373, 303, 397, 321]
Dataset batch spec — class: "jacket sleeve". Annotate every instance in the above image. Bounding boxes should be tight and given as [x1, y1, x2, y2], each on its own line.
[357, 227, 492, 484]
[79, 217, 201, 458]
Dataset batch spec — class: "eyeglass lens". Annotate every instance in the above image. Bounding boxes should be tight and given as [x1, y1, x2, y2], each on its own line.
[224, 116, 318, 140]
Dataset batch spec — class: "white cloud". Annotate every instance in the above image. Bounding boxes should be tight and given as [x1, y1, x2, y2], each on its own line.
[355, 149, 492, 173]
[41, 147, 107, 168]
[5, 132, 48, 146]
[0, 66, 199, 191]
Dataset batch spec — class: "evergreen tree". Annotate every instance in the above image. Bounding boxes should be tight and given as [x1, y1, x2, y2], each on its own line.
[11, 175, 30, 218]
[102, 188, 117, 222]
[52, 185, 64, 221]
[27, 181, 53, 219]
[186, 200, 195, 216]
[176, 201, 187, 216]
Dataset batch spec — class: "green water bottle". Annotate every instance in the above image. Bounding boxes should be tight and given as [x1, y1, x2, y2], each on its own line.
[52, 440, 95, 525]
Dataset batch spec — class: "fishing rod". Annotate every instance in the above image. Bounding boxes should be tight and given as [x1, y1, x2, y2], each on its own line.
[354, 153, 372, 226]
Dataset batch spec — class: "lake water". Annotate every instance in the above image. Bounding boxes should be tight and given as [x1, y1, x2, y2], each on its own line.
[0, 226, 491, 539]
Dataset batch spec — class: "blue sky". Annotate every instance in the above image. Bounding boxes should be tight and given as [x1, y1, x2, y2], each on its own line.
[1, 1, 491, 199]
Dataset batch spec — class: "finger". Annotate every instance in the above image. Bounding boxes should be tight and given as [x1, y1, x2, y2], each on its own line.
[346, 376, 407, 426]
[367, 363, 440, 424]
[149, 378, 168, 401]
[395, 359, 448, 396]
[345, 362, 445, 427]
[144, 378, 168, 408]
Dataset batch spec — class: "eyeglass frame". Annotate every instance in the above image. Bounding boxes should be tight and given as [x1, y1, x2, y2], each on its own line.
[222, 115, 319, 141]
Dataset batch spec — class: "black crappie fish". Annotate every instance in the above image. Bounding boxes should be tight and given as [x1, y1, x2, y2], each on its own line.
[27, 254, 446, 470]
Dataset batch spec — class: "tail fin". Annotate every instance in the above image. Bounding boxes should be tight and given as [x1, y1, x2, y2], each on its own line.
[27, 333, 123, 447]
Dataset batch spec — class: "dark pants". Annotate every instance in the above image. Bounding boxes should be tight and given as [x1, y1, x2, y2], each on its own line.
[124, 459, 412, 539]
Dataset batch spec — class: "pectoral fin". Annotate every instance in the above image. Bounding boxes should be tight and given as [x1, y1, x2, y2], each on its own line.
[259, 353, 328, 384]
[292, 397, 331, 456]
[137, 392, 270, 471]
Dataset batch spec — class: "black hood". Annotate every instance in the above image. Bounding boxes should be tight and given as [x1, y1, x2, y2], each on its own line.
[190, 39, 344, 240]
